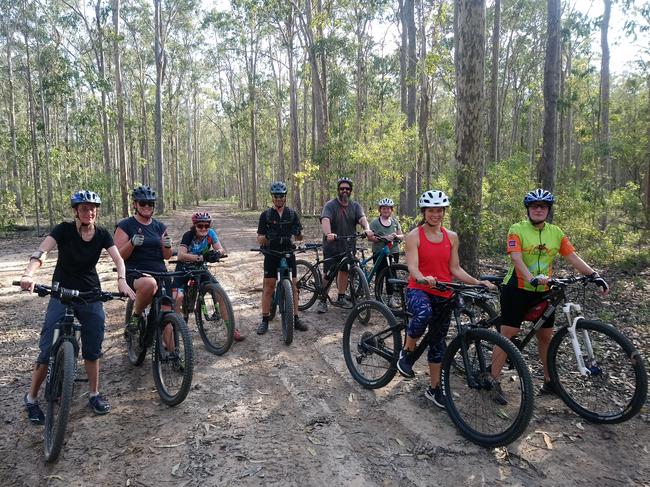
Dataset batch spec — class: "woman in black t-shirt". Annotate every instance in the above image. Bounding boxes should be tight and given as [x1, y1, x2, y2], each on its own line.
[19, 190, 135, 425]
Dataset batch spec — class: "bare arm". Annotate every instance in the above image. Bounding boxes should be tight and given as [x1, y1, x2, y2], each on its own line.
[358, 216, 373, 236]
[106, 245, 136, 300]
[321, 217, 336, 242]
[114, 227, 134, 260]
[20, 236, 58, 291]
[178, 245, 200, 263]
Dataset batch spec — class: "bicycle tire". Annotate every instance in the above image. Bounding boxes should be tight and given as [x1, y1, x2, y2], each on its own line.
[548, 319, 648, 424]
[349, 266, 370, 304]
[342, 300, 401, 389]
[443, 328, 534, 447]
[374, 263, 409, 306]
[152, 313, 194, 406]
[195, 283, 235, 355]
[125, 298, 146, 366]
[280, 279, 294, 345]
[296, 259, 321, 311]
[44, 340, 75, 462]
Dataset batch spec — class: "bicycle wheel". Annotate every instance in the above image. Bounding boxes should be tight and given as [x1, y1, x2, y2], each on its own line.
[343, 300, 401, 389]
[443, 328, 534, 447]
[448, 299, 499, 373]
[44, 340, 75, 462]
[374, 263, 409, 307]
[349, 266, 370, 304]
[195, 283, 234, 355]
[152, 313, 194, 406]
[296, 259, 321, 311]
[279, 279, 294, 345]
[125, 298, 146, 366]
[548, 319, 648, 424]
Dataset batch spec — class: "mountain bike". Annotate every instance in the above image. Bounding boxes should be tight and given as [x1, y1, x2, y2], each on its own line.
[124, 269, 193, 406]
[480, 274, 648, 424]
[356, 235, 409, 307]
[342, 278, 534, 447]
[176, 251, 235, 355]
[252, 244, 319, 344]
[14, 281, 123, 462]
[295, 233, 371, 311]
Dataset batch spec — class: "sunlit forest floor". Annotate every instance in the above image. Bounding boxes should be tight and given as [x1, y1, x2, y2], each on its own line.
[0, 201, 647, 486]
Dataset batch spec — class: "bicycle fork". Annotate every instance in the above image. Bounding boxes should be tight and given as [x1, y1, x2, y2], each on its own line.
[562, 303, 598, 377]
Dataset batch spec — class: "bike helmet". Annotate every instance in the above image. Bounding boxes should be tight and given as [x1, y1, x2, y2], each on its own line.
[70, 190, 101, 207]
[270, 181, 288, 194]
[378, 198, 395, 207]
[191, 212, 212, 224]
[418, 190, 450, 208]
[523, 188, 554, 207]
[132, 185, 157, 202]
[337, 177, 353, 189]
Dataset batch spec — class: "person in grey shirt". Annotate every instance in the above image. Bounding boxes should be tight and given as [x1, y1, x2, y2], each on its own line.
[318, 177, 373, 313]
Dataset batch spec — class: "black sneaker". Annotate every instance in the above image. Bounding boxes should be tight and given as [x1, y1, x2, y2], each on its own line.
[24, 393, 44, 425]
[425, 386, 446, 410]
[396, 349, 415, 379]
[294, 317, 308, 332]
[257, 321, 269, 335]
[540, 381, 557, 395]
[88, 394, 111, 415]
[335, 295, 353, 308]
[491, 381, 508, 405]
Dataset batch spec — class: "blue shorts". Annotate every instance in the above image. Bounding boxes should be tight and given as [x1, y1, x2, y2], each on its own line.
[37, 298, 105, 364]
[405, 288, 451, 363]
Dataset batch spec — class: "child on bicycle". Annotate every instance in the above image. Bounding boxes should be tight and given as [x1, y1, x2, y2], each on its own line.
[491, 189, 609, 394]
[397, 190, 495, 409]
[368, 198, 404, 307]
[173, 211, 245, 342]
[20, 190, 135, 424]
[256, 181, 308, 335]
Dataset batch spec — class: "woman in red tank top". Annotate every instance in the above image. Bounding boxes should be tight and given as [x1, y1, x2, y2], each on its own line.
[396, 190, 495, 409]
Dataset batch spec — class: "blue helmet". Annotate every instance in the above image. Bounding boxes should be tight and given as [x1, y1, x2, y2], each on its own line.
[524, 188, 554, 207]
[270, 181, 288, 194]
[132, 185, 157, 202]
[70, 190, 101, 207]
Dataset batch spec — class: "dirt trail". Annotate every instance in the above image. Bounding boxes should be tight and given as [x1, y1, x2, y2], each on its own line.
[0, 202, 648, 486]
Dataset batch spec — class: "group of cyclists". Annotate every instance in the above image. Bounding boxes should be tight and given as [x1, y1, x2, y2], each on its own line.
[19, 176, 609, 424]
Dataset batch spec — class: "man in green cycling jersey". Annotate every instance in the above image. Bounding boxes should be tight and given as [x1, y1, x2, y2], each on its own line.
[491, 189, 609, 395]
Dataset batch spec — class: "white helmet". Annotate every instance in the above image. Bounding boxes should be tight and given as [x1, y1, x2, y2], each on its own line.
[377, 198, 394, 207]
[419, 190, 450, 208]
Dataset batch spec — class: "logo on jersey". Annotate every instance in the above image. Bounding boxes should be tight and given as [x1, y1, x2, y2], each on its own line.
[508, 240, 516, 247]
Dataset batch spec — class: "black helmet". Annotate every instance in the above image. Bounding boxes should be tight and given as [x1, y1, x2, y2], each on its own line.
[270, 181, 288, 194]
[337, 177, 353, 189]
[132, 185, 157, 202]
[523, 188, 554, 207]
[71, 190, 101, 207]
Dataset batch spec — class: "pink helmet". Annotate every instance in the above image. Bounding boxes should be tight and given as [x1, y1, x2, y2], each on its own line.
[191, 212, 212, 224]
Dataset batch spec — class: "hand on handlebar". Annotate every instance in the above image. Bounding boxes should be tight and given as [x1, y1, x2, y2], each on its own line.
[20, 275, 35, 293]
[416, 276, 438, 288]
[326, 233, 337, 242]
[117, 279, 136, 300]
[529, 274, 549, 287]
[590, 273, 609, 295]
[478, 279, 497, 291]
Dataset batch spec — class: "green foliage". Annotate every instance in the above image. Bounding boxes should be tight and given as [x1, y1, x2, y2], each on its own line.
[0, 191, 20, 231]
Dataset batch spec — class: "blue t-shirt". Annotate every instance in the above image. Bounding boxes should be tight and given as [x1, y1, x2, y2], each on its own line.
[117, 216, 168, 272]
[180, 228, 219, 255]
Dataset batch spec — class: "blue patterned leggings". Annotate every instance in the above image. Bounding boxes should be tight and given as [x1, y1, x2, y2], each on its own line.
[405, 289, 451, 363]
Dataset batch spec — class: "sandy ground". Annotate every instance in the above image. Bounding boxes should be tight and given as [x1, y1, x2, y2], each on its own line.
[0, 202, 648, 486]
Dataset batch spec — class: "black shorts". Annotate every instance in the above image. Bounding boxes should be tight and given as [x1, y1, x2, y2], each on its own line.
[500, 285, 555, 329]
[126, 271, 173, 301]
[263, 253, 297, 279]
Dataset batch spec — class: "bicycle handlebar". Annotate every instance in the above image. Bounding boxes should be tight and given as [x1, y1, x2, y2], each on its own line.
[335, 232, 368, 241]
[13, 281, 124, 303]
[251, 243, 322, 256]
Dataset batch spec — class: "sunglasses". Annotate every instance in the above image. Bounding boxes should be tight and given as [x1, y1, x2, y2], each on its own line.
[137, 201, 155, 207]
[338, 187, 352, 192]
[195, 224, 210, 229]
[529, 203, 549, 210]
[272, 193, 286, 199]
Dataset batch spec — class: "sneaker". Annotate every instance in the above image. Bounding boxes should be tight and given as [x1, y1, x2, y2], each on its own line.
[335, 295, 353, 308]
[540, 381, 557, 395]
[396, 349, 415, 379]
[24, 393, 44, 425]
[233, 329, 246, 342]
[491, 381, 508, 406]
[387, 295, 400, 308]
[425, 386, 447, 410]
[257, 321, 269, 335]
[88, 394, 111, 415]
[317, 301, 328, 314]
[294, 317, 309, 332]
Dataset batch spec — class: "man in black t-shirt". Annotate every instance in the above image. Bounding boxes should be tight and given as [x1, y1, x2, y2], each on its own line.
[19, 191, 135, 425]
[255, 181, 308, 335]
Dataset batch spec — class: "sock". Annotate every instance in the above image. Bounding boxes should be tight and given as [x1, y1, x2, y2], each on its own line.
[262, 315, 269, 323]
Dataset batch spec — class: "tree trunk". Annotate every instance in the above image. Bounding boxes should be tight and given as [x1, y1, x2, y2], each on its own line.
[645, 75, 650, 228]
[153, 0, 165, 212]
[404, 0, 417, 217]
[113, 0, 129, 217]
[564, 44, 573, 172]
[599, 0, 612, 188]
[418, 0, 431, 190]
[538, 0, 561, 200]
[287, 6, 301, 212]
[451, 0, 486, 276]
[38, 79, 54, 228]
[488, 0, 500, 163]
[95, 1, 112, 212]
[5, 25, 23, 216]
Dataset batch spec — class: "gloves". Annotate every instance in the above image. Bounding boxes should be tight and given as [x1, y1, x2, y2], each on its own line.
[591, 273, 609, 292]
[131, 233, 144, 247]
[162, 234, 172, 249]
